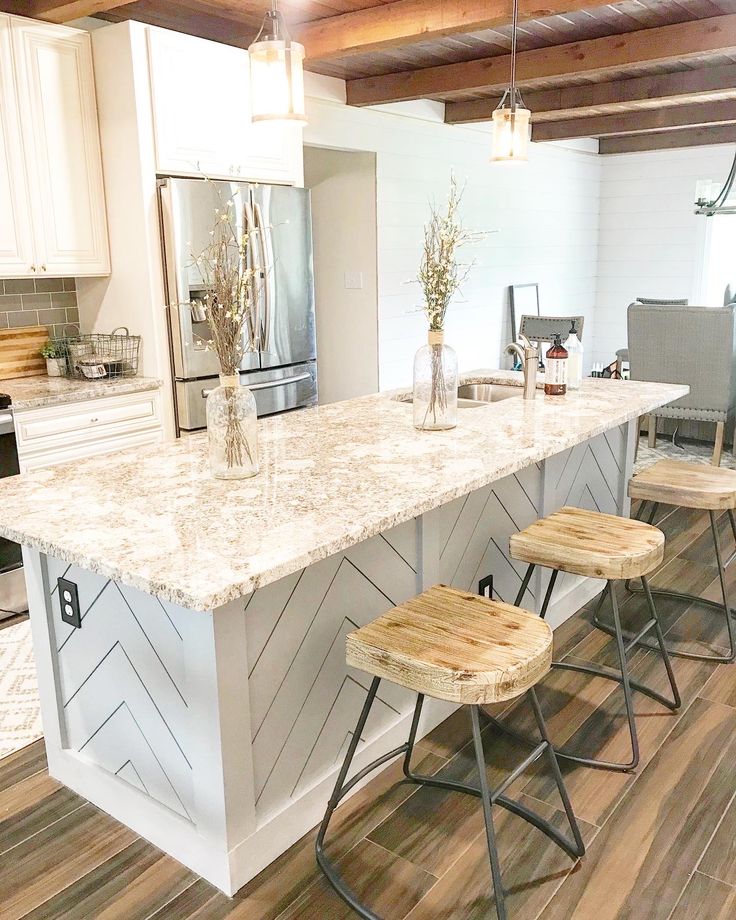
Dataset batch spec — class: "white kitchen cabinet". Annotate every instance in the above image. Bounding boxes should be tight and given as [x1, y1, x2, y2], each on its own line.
[148, 27, 302, 185]
[0, 17, 35, 277]
[15, 389, 163, 472]
[0, 14, 110, 278]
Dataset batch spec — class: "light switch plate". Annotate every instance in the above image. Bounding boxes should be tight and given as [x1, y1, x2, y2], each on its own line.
[344, 271, 363, 290]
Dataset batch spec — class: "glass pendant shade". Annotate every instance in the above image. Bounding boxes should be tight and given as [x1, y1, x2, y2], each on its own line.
[249, 37, 306, 122]
[491, 103, 531, 162]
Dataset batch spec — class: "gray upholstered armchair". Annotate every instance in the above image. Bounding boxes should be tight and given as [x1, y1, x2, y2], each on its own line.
[628, 302, 736, 465]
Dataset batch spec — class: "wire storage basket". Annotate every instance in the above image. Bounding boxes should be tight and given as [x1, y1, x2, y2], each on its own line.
[55, 326, 141, 380]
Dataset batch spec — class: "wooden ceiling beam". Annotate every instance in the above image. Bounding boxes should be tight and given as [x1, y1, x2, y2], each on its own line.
[532, 98, 736, 141]
[600, 124, 736, 154]
[445, 64, 736, 124]
[3, 0, 137, 21]
[347, 13, 736, 106]
[296, 0, 610, 62]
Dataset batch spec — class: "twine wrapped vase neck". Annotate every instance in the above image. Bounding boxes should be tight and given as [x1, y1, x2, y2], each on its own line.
[219, 374, 239, 388]
[428, 329, 445, 346]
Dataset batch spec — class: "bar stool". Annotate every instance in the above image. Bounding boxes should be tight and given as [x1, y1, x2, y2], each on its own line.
[316, 584, 585, 920]
[497, 506, 681, 773]
[595, 459, 736, 664]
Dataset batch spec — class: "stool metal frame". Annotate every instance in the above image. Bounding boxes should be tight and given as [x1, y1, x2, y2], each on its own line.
[316, 677, 585, 920]
[593, 500, 736, 664]
[484, 563, 681, 773]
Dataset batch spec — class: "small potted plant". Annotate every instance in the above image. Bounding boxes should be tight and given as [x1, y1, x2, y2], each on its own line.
[41, 341, 66, 377]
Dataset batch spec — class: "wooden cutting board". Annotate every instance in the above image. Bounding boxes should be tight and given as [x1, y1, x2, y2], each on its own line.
[0, 325, 49, 380]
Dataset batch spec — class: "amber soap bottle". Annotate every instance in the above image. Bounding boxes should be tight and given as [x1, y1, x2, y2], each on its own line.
[545, 334, 568, 396]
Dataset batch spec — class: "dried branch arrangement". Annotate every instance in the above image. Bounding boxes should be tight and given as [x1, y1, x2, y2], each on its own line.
[191, 186, 260, 469]
[414, 176, 487, 429]
[417, 176, 485, 331]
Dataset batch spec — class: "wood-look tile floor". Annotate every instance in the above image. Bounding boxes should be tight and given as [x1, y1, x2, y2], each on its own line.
[2, 505, 736, 919]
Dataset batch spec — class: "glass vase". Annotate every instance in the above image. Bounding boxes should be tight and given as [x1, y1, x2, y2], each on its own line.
[412, 331, 458, 431]
[206, 376, 259, 479]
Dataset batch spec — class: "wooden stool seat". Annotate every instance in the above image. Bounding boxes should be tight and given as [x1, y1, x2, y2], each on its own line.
[346, 584, 552, 705]
[510, 506, 664, 580]
[629, 459, 736, 511]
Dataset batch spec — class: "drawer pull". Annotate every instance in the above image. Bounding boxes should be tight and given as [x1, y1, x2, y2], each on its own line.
[90, 417, 99, 424]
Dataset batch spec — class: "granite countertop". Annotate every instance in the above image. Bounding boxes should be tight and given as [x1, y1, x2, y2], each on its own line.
[0, 373, 688, 611]
[1, 375, 163, 410]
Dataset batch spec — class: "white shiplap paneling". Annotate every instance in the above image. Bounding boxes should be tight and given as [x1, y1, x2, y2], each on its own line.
[304, 94, 601, 390]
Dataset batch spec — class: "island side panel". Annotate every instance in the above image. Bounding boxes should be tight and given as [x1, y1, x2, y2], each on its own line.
[438, 424, 632, 626]
[22, 546, 255, 895]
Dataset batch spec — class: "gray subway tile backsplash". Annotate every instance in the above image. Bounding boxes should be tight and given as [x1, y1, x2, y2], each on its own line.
[0, 278, 79, 339]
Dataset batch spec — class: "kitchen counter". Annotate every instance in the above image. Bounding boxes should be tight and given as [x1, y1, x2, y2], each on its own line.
[0, 374, 162, 410]
[5, 372, 686, 896]
[0, 375, 686, 610]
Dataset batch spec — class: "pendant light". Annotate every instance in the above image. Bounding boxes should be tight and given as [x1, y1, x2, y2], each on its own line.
[491, 0, 531, 163]
[249, 0, 307, 123]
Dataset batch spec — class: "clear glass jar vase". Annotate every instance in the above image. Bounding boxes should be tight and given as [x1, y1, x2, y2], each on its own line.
[206, 376, 259, 479]
[412, 331, 458, 431]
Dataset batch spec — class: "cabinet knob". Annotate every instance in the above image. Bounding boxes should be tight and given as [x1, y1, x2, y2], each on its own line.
[40, 265, 46, 272]
[90, 417, 99, 424]
[30, 265, 36, 272]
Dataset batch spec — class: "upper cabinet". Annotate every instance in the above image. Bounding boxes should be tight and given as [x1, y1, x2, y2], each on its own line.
[0, 15, 110, 279]
[147, 28, 303, 185]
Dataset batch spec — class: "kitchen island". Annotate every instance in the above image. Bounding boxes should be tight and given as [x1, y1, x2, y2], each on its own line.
[0, 374, 687, 894]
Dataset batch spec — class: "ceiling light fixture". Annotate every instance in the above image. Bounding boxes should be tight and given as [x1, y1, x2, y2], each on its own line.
[491, 0, 531, 163]
[695, 149, 736, 215]
[249, 0, 307, 124]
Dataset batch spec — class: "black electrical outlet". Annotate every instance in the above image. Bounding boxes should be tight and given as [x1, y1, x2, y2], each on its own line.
[58, 577, 81, 629]
[478, 574, 494, 600]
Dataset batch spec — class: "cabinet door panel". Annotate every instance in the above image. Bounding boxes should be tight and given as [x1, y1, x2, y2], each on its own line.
[13, 21, 110, 276]
[0, 15, 35, 277]
[148, 27, 301, 185]
[148, 27, 249, 179]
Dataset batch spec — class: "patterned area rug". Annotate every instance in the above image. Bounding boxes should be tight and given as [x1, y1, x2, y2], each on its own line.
[0, 620, 42, 760]
[635, 438, 736, 474]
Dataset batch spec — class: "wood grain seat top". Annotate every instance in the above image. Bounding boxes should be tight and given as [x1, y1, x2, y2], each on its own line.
[510, 506, 665, 580]
[345, 584, 552, 705]
[629, 459, 736, 511]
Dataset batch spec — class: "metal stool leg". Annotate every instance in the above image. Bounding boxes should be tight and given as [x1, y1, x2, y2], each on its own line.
[527, 688, 585, 858]
[612, 506, 736, 663]
[470, 705, 507, 920]
[552, 581, 640, 772]
[316, 677, 383, 920]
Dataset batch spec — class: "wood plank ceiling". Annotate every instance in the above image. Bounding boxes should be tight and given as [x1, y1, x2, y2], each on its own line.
[8, 0, 736, 153]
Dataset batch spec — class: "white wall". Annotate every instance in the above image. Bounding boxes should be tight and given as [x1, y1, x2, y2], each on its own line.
[594, 143, 735, 366]
[304, 147, 379, 404]
[304, 81, 602, 390]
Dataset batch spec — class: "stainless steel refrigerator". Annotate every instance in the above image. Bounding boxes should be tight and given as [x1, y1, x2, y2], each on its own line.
[159, 177, 318, 433]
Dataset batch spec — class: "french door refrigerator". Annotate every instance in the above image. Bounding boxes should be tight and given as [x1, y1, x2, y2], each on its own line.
[159, 177, 318, 433]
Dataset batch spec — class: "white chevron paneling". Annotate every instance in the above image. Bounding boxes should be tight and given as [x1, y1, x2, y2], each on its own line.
[246, 520, 418, 823]
[440, 466, 542, 602]
[44, 557, 193, 820]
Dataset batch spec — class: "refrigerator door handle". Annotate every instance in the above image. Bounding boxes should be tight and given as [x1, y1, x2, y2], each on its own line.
[244, 200, 263, 351]
[158, 179, 187, 309]
[253, 201, 273, 354]
[201, 372, 311, 399]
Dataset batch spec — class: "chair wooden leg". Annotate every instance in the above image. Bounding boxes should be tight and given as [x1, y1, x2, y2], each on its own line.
[648, 415, 657, 448]
[634, 415, 643, 461]
[713, 421, 725, 467]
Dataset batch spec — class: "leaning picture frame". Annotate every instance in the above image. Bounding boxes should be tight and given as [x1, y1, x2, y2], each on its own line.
[510, 283, 540, 343]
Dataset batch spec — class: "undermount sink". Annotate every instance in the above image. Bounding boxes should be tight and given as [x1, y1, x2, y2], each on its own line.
[396, 382, 522, 408]
[457, 383, 521, 405]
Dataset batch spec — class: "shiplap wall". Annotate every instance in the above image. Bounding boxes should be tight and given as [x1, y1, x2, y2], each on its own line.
[594, 144, 735, 367]
[304, 83, 601, 390]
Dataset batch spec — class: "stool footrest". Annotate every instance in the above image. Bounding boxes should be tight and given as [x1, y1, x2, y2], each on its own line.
[553, 660, 679, 712]
[596, 587, 736, 663]
[332, 742, 409, 805]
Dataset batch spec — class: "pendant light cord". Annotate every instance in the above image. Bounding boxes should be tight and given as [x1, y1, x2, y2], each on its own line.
[510, 0, 519, 113]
